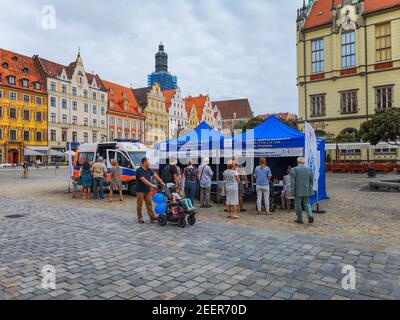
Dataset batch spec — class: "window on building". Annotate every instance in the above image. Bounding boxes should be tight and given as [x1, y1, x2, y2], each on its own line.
[340, 90, 358, 114]
[23, 95, 30, 103]
[110, 101, 115, 108]
[117, 118, 122, 127]
[72, 101, 77, 111]
[23, 131, 30, 141]
[50, 113, 56, 123]
[62, 130, 67, 142]
[36, 112, 42, 122]
[93, 132, 97, 143]
[84, 118, 88, 126]
[376, 22, 391, 62]
[93, 119, 97, 128]
[8, 76, 15, 85]
[23, 110, 30, 120]
[0, 106, 2, 117]
[9, 130, 17, 141]
[375, 86, 393, 111]
[34, 83, 41, 90]
[62, 84, 67, 94]
[21, 79, 29, 88]
[110, 130, 115, 141]
[50, 129, 56, 142]
[83, 90, 88, 98]
[310, 94, 326, 117]
[9, 92, 17, 100]
[311, 38, 324, 73]
[375, 148, 397, 155]
[109, 116, 115, 126]
[93, 105, 97, 114]
[0, 90, 2, 98]
[72, 87, 77, 96]
[50, 97, 56, 107]
[62, 114, 68, 124]
[35, 97, 42, 105]
[50, 82, 56, 91]
[72, 131, 78, 142]
[9, 108, 17, 119]
[341, 31, 356, 68]
[101, 94, 105, 102]
[101, 120, 105, 128]
[62, 99, 67, 109]
[93, 92, 97, 100]
[84, 132, 88, 143]
[72, 116, 77, 125]
[101, 107, 105, 115]
[84, 103, 89, 113]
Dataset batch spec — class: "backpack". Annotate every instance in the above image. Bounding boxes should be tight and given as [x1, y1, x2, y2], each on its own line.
[161, 165, 173, 183]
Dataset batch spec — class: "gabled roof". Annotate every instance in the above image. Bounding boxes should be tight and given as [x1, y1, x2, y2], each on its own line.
[212, 98, 253, 120]
[102, 80, 141, 117]
[132, 87, 151, 108]
[162, 89, 176, 112]
[185, 95, 208, 120]
[0, 48, 46, 93]
[303, 0, 400, 30]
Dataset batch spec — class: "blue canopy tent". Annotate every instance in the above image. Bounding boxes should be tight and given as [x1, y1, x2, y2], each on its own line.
[232, 115, 328, 206]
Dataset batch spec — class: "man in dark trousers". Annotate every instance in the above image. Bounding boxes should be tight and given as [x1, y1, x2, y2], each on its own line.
[136, 157, 165, 224]
[290, 157, 315, 224]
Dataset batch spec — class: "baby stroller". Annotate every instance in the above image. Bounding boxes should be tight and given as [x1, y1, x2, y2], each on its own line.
[157, 185, 197, 228]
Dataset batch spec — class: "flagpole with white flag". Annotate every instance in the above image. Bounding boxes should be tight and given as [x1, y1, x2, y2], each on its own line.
[68, 142, 73, 193]
[304, 122, 321, 204]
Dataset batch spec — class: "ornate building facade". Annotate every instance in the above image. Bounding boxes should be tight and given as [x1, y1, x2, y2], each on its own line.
[297, 0, 400, 145]
[185, 95, 216, 131]
[0, 49, 48, 164]
[133, 83, 168, 146]
[102, 80, 145, 143]
[35, 52, 108, 151]
[212, 98, 253, 132]
[163, 88, 188, 138]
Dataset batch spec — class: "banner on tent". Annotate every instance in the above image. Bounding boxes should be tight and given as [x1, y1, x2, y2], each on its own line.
[226, 147, 304, 158]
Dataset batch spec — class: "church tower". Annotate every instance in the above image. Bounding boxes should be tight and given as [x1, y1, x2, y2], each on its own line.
[155, 43, 168, 73]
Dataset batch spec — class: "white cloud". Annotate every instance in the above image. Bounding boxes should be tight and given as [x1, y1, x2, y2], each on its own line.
[0, 0, 304, 115]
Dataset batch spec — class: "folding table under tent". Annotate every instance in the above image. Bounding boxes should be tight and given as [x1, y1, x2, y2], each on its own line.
[230, 115, 328, 206]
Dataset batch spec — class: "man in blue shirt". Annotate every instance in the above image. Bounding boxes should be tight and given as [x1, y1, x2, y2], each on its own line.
[136, 158, 165, 224]
[254, 157, 272, 215]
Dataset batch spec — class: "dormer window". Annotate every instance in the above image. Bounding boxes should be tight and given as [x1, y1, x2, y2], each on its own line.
[12, 56, 18, 62]
[21, 79, 29, 87]
[33, 82, 41, 90]
[2, 62, 9, 69]
[8, 76, 16, 85]
[22, 68, 29, 74]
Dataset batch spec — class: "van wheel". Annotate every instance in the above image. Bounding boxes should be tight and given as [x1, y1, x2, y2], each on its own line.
[129, 182, 136, 196]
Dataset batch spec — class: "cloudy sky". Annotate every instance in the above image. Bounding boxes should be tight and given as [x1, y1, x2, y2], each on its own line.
[0, 0, 303, 115]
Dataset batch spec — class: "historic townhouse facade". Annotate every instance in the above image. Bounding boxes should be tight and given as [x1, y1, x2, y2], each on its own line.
[297, 0, 400, 145]
[133, 83, 168, 146]
[184, 95, 215, 131]
[35, 52, 108, 151]
[102, 80, 145, 143]
[212, 98, 253, 132]
[0, 49, 48, 164]
[163, 88, 188, 138]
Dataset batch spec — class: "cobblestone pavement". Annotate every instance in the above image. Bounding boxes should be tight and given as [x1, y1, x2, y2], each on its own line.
[1, 169, 400, 300]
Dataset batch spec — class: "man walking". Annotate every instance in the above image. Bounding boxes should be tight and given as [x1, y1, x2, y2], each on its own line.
[91, 157, 107, 199]
[136, 157, 165, 224]
[198, 158, 214, 208]
[290, 157, 315, 224]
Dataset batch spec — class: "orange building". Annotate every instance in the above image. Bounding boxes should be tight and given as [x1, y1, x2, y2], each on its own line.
[0, 49, 48, 164]
[102, 80, 145, 143]
[185, 94, 215, 130]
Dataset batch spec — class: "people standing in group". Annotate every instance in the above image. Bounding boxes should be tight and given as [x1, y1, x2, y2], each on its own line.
[183, 160, 199, 205]
[108, 159, 124, 202]
[291, 157, 315, 224]
[91, 157, 107, 200]
[235, 162, 248, 212]
[198, 158, 214, 208]
[136, 157, 165, 224]
[254, 157, 272, 215]
[223, 160, 240, 219]
[21, 161, 29, 178]
[80, 161, 92, 199]
[281, 166, 292, 209]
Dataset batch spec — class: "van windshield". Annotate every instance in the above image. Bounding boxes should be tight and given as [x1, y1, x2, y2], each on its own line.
[128, 152, 147, 167]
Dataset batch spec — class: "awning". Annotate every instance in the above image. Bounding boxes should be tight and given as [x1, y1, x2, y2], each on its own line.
[24, 147, 65, 157]
[23, 148, 44, 156]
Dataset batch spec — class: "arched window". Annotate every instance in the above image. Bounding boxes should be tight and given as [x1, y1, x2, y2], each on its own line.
[315, 130, 328, 139]
[341, 128, 359, 141]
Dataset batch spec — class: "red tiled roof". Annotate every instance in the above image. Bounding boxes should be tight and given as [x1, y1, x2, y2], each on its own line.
[212, 99, 253, 120]
[102, 80, 141, 116]
[162, 89, 176, 112]
[0, 48, 46, 93]
[185, 95, 208, 120]
[132, 87, 150, 108]
[259, 113, 298, 121]
[303, 0, 400, 30]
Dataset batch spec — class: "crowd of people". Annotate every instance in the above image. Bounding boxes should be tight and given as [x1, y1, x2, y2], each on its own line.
[70, 155, 315, 225]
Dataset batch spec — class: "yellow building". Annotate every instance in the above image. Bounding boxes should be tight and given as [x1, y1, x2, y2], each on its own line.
[185, 95, 215, 131]
[297, 0, 400, 160]
[0, 49, 48, 164]
[133, 83, 168, 146]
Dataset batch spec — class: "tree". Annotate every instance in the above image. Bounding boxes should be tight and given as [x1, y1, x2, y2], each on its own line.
[242, 117, 264, 132]
[360, 107, 400, 146]
[281, 118, 299, 130]
[233, 120, 246, 130]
